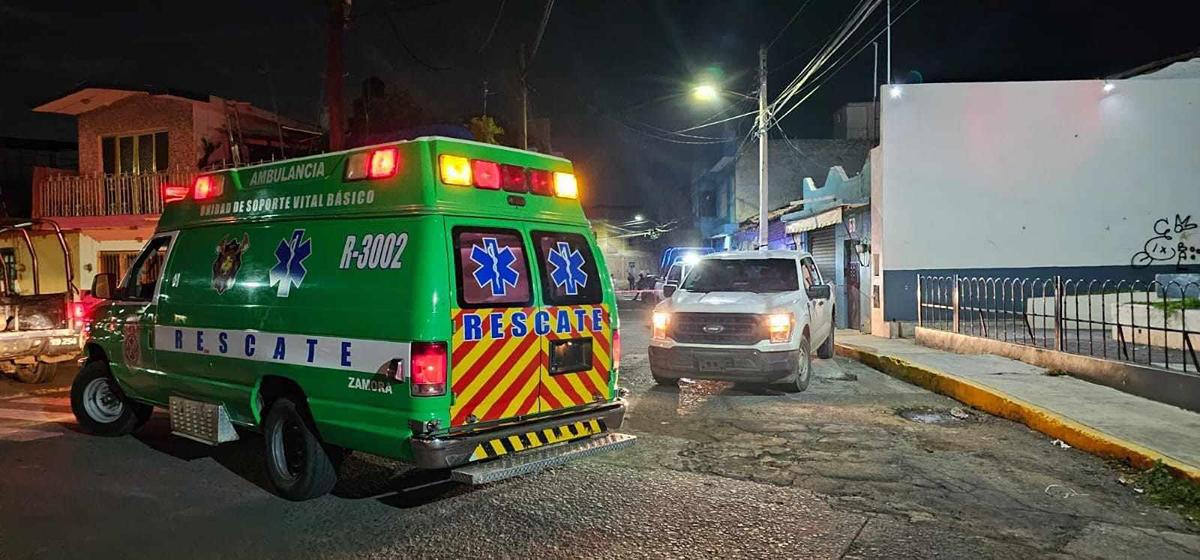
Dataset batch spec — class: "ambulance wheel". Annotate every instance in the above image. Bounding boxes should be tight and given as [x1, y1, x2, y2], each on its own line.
[71, 360, 149, 436]
[782, 334, 812, 393]
[13, 362, 51, 384]
[263, 396, 338, 501]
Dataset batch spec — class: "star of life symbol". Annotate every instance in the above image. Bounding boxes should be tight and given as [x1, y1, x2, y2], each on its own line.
[470, 237, 520, 297]
[270, 229, 312, 297]
[548, 241, 588, 296]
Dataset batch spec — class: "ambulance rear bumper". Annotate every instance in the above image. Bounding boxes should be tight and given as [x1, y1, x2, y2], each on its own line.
[409, 400, 627, 470]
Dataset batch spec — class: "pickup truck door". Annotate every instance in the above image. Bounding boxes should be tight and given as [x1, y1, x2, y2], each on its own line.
[800, 257, 833, 346]
[106, 232, 176, 402]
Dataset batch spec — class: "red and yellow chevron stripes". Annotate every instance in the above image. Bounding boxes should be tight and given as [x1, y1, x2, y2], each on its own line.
[449, 305, 613, 428]
[451, 307, 543, 427]
[541, 305, 611, 412]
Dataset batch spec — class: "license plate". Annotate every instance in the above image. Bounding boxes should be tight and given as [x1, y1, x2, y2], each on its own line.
[699, 358, 730, 372]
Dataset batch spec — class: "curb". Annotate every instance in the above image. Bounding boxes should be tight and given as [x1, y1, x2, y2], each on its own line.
[835, 341, 1200, 484]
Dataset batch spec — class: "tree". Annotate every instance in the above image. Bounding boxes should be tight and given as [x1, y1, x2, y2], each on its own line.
[467, 115, 505, 145]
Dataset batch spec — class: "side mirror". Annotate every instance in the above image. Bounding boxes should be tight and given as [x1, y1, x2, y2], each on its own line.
[806, 284, 831, 301]
[91, 273, 116, 300]
[662, 283, 678, 298]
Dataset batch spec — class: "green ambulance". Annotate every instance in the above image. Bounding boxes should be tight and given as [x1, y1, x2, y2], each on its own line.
[71, 137, 633, 501]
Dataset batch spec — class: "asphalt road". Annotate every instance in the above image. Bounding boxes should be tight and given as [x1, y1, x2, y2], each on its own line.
[0, 306, 1196, 559]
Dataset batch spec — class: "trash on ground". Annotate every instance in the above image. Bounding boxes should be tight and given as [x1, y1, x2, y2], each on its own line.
[1045, 484, 1084, 499]
[1050, 439, 1072, 449]
[949, 407, 972, 420]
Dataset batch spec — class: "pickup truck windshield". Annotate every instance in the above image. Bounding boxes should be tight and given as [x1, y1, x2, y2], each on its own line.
[681, 258, 799, 293]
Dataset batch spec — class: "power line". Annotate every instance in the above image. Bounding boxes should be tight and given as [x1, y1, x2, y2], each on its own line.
[771, 0, 923, 125]
[478, 0, 506, 53]
[766, 0, 817, 49]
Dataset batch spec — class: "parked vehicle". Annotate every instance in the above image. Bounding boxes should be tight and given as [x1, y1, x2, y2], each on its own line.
[648, 250, 834, 392]
[0, 220, 84, 384]
[72, 137, 633, 500]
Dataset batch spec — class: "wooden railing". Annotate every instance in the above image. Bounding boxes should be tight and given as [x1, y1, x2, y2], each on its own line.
[33, 168, 198, 218]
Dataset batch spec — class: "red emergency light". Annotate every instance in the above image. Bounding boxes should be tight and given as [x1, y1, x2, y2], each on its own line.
[471, 160, 501, 190]
[500, 164, 527, 192]
[161, 183, 190, 203]
[345, 147, 400, 181]
[528, 169, 553, 196]
[192, 175, 225, 200]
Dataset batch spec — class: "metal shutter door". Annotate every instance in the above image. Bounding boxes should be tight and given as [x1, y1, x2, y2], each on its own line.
[809, 227, 836, 284]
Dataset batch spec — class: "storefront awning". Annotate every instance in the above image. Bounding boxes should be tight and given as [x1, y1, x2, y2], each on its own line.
[785, 206, 843, 234]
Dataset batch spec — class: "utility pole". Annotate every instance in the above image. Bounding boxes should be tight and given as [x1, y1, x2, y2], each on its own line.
[886, 0, 892, 84]
[520, 44, 529, 150]
[757, 44, 769, 249]
[326, 0, 348, 152]
[482, 81, 490, 117]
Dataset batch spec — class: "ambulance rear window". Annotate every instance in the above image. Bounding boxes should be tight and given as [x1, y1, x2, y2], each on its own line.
[453, 228, 532, 308]
[532, 231, 602, 306]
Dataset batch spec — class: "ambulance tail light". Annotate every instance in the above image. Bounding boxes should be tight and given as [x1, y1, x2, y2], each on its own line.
[553, 172, 578, 199]
[439, 155, 472, 186]
[528, 169, 553, 196]
[345, 147, 399, 181]
[612, 329, 621, 372]
[161, 183, 190, 204]
[471, 159, 501, 189]
[192, 175, 225, 200]
[410, 341, 447, 397]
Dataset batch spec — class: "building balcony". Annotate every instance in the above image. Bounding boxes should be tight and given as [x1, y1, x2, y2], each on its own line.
[33, 168, 197, 219]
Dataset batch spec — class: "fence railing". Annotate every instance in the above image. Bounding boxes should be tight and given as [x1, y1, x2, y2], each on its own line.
[917, 275, 1200, 374]
[33, 169, 198, 218]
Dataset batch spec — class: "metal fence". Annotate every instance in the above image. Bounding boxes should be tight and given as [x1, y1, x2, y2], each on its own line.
[34, 169, 199, 218]
[917, 275, 1200, 374]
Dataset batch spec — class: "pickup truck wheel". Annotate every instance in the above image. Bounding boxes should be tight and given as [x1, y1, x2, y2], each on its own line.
[263, 396, 338, 501]
[783, 335, 812, 393]
[70, 360, 147, 436]
[13, 363, 51, 384]
[817, 327, 835, 359]
[652, 373, 679, 387]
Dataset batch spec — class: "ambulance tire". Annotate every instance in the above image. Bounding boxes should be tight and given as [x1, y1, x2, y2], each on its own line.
[264, 396, 338, 501]
[70, 360, 151, 437]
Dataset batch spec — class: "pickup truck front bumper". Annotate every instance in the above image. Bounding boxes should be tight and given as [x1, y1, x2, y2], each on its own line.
[649, 345, 799, 383]
[409, 400, 627, 469]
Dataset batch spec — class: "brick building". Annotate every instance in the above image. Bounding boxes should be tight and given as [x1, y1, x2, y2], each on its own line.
[4, 85, 320, 295]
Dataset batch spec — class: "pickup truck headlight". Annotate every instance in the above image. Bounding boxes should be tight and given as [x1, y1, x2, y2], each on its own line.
[767, 313, 793, 343]
[652, 312, 670, 339]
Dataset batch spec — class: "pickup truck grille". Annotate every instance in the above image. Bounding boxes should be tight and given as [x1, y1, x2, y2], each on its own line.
[670, 313, 765, 345]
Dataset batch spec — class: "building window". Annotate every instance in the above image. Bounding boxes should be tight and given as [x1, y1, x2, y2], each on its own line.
[101, 131, 168, 175]
[0, 248, 15, 293]
[98, 251, 141, 283]
[699, 190, 717, 218]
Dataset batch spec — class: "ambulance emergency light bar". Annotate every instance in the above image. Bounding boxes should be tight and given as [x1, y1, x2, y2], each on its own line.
[438, 154, 577, 199]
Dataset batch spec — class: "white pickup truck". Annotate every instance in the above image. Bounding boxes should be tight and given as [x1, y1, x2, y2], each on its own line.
[648, 250, 835, 392]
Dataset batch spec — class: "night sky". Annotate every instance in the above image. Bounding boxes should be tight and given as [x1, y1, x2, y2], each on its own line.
[1, 0, 1197, 221]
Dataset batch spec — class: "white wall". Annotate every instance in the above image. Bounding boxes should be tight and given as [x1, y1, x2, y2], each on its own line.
[880, 78, 1200, 271]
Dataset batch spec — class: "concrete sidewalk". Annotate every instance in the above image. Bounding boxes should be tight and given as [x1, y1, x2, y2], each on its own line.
[836, 331, 1200, 481]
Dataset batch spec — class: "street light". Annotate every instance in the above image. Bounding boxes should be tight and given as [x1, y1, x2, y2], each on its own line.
[633, 213, 645, 222]
[692, 84, 720, 102]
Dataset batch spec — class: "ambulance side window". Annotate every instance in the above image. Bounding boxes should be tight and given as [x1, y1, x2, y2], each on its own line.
[453, 228, 532, 308]
[531, 231, 602, 306]
[119, 236, 172, 302]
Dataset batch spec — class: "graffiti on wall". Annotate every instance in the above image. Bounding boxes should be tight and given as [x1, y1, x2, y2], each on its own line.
[1131, 214, 1198, 270]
